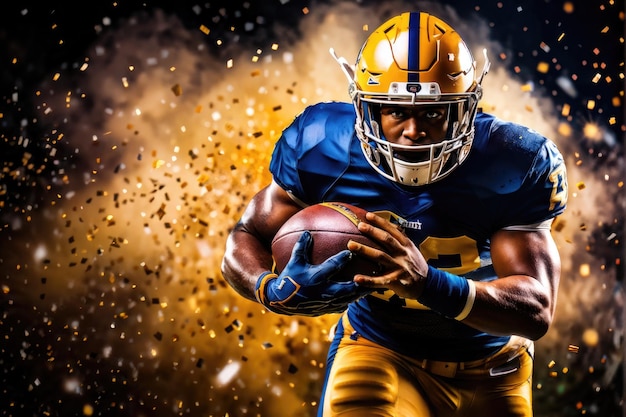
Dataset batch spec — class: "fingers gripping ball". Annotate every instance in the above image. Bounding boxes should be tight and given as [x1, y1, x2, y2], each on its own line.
[271, 202, 383, 280]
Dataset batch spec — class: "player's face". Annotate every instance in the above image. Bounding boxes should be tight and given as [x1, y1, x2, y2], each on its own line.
[379, 104, 449, 148]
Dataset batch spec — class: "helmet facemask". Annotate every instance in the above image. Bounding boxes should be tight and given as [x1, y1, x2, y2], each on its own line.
[357, 91, 480, 186]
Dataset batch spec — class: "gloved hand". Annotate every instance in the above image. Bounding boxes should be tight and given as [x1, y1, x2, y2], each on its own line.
[255, 231, 371, 316]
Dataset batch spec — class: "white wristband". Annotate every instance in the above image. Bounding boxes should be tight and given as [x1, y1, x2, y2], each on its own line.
[454, 279, 476, 321]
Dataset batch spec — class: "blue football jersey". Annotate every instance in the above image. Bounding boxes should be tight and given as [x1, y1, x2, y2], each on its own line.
[269, 101, 568, 361]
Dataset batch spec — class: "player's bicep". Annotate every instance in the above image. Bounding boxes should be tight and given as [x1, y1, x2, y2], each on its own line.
[238, 180, 303, 246]
[490, 228, 561, 294]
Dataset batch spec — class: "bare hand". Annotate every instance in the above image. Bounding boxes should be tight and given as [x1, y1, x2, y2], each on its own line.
[347, 212, 429, 300]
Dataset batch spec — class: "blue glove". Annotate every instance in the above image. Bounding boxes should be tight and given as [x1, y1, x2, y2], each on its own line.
[255, 231, 371, 316]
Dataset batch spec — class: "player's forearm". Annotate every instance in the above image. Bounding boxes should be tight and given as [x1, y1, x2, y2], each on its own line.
[462, 275, 554, 340]
[221, 229, 275, 302]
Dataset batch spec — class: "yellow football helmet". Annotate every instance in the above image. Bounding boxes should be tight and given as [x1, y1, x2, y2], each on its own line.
[332, 11, 490, 186]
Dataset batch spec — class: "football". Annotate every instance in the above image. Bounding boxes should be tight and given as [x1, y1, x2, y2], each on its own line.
[271, 202, 383, 280]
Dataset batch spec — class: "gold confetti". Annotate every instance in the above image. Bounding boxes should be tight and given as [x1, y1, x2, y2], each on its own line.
[536, 62, 549, 74]
[567, 344, 580, 353]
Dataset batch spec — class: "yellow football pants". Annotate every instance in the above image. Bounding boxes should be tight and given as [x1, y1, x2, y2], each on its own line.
[321, 315, 534, 417]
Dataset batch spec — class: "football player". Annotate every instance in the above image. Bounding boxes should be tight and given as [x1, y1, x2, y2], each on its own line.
[221, 11, 567, 417]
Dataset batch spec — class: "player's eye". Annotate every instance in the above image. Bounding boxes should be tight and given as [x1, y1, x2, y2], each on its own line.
[418, 107, 446, 120]
[381, 106, 409, 119]
[424, 110, 442, 119]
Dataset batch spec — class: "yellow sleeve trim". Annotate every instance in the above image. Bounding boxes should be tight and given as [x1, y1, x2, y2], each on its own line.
[255, 272, 278, 304]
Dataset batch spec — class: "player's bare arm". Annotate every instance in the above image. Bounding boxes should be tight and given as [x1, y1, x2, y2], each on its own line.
[350, 211, 560, 340]
[221, 181, 301, 301]
[469, 228, 560, 339]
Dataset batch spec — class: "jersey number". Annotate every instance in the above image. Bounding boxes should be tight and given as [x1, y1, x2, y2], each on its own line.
[419, 235, 480, 275]
[548, 162, 567, 211]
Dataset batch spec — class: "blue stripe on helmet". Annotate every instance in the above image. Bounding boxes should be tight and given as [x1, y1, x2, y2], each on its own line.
[407, 12, 420, 82]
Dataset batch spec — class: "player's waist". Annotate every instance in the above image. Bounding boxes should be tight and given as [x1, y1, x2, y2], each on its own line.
[341, 312, 533, 378]
[408, 334, 534, 378]
[349, 297, 510, 361]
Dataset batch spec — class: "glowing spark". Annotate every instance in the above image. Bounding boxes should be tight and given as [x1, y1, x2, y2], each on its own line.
[582, 122, 603, 141]
[582, 329, 599, 347]
[216, 361, 241, 386]
[579, 263, 591, 277]
[33, 244, 47, 262]
[64, 378, 82, 394]
[83, 404, 94, 416]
